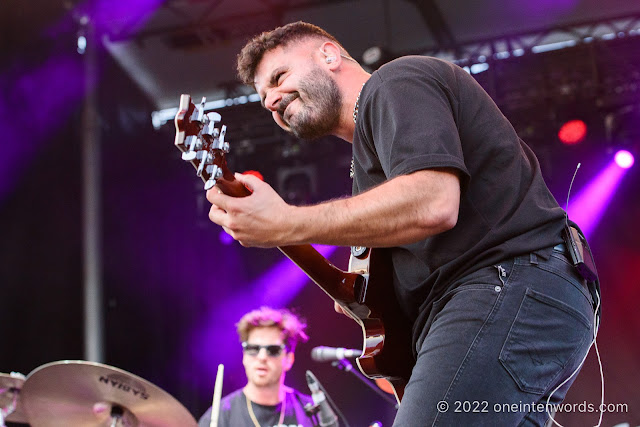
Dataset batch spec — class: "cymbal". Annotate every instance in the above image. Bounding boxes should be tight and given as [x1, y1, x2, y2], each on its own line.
[21, 360, 197, 427]
[0, 372, 28, 423]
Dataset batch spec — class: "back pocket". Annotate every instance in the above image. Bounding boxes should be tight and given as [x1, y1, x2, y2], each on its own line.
[499, 288, 591, 394]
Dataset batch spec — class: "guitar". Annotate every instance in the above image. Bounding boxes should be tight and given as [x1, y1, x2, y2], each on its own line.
[173, 94, 414, 402]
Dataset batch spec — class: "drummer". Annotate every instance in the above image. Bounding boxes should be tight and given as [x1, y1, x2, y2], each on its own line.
[198, 306, 315, 427]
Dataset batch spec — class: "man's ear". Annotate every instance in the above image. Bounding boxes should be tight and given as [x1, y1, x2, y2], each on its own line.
[318, 41, 342, 69]
[283, 352, 295, 372]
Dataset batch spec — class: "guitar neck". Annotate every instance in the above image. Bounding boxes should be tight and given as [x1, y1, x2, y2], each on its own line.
[174, 96, 412, 397]
[216, 175, 360, 304]
[278, 244, 360, 303]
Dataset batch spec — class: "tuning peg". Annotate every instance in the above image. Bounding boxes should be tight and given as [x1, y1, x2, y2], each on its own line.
[202, 121, 217, 142]
[204, 165, 223, 190]
[218, 125, 229, 152]
[204, 179, 216, 190]
[182, 151, 196, 161]
[173, 95, 229, 191]
[207, 111, 221, 122]
[181, 135, 200, 161]
[196, 151, 210, 177]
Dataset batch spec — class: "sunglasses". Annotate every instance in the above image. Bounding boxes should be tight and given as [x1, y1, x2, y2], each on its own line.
[242, 342, 287, 357]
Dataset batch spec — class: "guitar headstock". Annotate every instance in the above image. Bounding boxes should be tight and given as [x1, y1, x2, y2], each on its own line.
[174, 94, 230, 190]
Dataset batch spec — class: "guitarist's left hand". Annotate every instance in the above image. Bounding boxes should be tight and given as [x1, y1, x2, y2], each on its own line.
[206, 173, 295, 247]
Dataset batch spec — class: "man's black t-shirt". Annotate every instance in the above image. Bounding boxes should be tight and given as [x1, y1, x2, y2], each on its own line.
[352, 56, 565, 350]
[198, 388, 314, 427]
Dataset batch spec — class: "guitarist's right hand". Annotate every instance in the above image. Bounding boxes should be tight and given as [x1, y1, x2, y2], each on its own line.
[206, 172, 296, 248]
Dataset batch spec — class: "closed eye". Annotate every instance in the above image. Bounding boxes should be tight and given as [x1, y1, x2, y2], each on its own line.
[259, 67, 287, 107]
[270, 67, 287, 87]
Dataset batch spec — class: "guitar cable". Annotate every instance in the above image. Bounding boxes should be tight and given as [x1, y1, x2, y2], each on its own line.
[313, 376, 351, 427]
[546, 163, 604, 427]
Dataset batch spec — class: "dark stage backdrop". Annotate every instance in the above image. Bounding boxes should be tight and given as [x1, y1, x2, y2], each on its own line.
[0, 30, 86, 377]
[1, 39, 639, 427]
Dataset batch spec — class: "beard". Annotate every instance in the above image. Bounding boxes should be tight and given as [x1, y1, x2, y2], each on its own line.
[246, 365, 283, 389]
[283, 66, 342, 140]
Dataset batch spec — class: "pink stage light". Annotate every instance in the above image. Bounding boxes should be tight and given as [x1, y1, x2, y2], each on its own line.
[614, 150, 635, 169]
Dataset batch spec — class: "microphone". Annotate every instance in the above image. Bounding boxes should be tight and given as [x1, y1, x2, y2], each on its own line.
[311, 346, 362, 362]
[306, 370, 339, 427]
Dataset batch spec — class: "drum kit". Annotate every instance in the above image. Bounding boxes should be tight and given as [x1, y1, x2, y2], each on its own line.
[0, 361, 197, 427]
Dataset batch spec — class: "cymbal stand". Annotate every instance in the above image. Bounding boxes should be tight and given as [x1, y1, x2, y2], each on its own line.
[108, 404, 137, 427]
[0, 387, 19, 427]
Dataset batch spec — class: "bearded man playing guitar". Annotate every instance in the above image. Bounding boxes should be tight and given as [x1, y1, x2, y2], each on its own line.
[205, 21, 600, 426]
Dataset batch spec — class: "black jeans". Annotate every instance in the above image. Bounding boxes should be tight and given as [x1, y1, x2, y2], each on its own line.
[393, 247, 598, 426]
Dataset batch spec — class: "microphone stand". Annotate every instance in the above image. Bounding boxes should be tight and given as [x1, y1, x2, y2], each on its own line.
[306, 370, 348, 427]
[331, 359, 399, 410]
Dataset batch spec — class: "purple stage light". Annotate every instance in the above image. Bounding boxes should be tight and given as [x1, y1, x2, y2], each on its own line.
[218, 229, 234, 245]
[501, 0, 579, 21]
[0, 55, 85, 202]
[614, 150, 634, 169]
[186, 244, 339, 389]
[257, 245, 338, 307]
[48, 0, 165, 39]
[567, 155, 632, 238]
[1, 0, 165, 203]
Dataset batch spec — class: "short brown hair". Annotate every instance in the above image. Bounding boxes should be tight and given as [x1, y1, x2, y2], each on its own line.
[236, 21, 350, 86]
[236, 306, 309, 352]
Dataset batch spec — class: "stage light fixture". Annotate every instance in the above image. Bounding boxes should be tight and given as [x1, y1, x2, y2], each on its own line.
[605, 106, 639, 166]
[567, 151, 634, 238]
[614, 150, 634, 169]
[558, 119, 587, 145]
[77, 35, 87, 54]
[361, 46, 393, 72]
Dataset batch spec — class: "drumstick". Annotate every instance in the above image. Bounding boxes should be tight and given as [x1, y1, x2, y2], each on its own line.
[210, 364, 224, 427]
